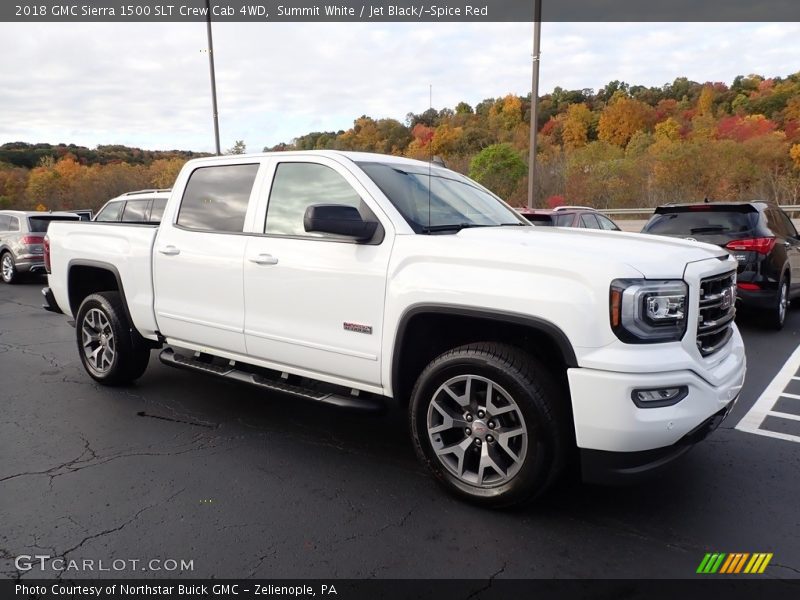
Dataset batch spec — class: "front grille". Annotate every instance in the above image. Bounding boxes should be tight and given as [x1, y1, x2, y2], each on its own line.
[697, 271, 736, 356]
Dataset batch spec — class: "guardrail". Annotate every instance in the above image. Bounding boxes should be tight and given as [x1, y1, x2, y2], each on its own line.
[599, 205, 800, 216]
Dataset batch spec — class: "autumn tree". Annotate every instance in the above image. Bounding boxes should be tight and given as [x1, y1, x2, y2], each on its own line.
[149, 158, 187, 188]
[598, 93, 655, 147]
[561, 103, 594, 150]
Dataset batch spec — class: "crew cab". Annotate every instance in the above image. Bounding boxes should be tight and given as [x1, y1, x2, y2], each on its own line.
[44, 151, 746, 507]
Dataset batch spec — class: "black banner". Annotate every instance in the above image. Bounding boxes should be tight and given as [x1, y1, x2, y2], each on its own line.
[5, 580, 800, 600]
[2, 0, 800, 23]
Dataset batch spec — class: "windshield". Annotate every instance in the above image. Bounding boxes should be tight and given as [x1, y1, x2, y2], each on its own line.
[358, 162, 526, 233]
[644, 211, 757, 236]
[27, 215, 79, 232]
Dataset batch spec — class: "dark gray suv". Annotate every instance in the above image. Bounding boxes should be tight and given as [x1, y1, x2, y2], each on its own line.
[0, 211, 80, 283]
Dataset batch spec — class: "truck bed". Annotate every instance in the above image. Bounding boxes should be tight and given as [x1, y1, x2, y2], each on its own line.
[46, 221, 161, 340]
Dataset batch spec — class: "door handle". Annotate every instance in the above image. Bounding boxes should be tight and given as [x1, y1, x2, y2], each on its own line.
[158, 245, 181, 256]
[249, 254, 279, 266]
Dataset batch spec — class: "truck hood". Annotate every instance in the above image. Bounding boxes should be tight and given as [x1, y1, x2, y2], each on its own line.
[454, 226, 729, 278]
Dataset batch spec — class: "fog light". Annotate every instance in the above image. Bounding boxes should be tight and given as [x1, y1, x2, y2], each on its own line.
[631, 386, 688, 408]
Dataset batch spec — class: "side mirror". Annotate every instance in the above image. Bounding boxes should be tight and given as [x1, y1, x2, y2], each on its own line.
[303, 204, 379, 242]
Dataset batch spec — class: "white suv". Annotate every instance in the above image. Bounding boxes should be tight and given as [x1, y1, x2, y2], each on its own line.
[94, 189, 171, 224]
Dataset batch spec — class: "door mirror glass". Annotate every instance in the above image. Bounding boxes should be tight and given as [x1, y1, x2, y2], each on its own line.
[304, 204, 378, 241]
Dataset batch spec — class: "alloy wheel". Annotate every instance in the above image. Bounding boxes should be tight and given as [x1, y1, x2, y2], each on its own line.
[426, 374, 528, 487]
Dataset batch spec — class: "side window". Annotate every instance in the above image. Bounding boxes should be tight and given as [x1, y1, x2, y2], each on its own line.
[777, 210, 798, 238]
[121, 199, 151, 222]
[597, 215, 619, 231]
[554, 213, 573, 227]
[178, 164, 259, 232]
[265, 162, 366, 238]
[580, 213, 600, 229]
[0, 215, 8, 232]
[149, 197, 167, 223]
[8, 217, 19, 231]
[765, 209, 787, 237]
[95, 201, 123, 222]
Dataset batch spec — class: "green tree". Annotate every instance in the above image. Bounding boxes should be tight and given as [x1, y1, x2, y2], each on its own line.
[469, 143, 526, 199]
[226, 140, 246, 155]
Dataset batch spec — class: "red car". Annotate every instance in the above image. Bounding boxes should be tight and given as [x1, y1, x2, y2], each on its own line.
[518, 206, 621, 231]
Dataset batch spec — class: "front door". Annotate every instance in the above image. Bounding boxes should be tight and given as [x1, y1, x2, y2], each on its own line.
[243, 158, 392, 388]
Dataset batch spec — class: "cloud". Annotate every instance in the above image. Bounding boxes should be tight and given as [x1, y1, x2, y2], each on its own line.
[0, 21, 798, 153]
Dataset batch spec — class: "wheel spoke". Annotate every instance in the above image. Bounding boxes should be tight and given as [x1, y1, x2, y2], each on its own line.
[496, 426, 525, 463]
[428, 398, 469, 435]
[477, 443, 506, 485]
[435, 437, 473, 477]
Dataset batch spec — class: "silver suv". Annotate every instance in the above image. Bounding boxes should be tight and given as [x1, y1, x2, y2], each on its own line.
[94, 189, 171, 223]
[0, 211, 80, 283]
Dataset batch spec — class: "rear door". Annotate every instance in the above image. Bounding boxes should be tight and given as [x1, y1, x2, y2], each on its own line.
[769, 209, 800, 291]
[153, 162, 261, 355]
[242, 157, 392, 388]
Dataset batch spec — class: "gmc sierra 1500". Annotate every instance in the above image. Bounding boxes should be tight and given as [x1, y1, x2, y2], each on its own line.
[44, 151, 746, 506]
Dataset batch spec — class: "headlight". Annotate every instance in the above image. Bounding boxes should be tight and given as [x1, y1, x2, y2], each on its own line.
[610, 279, 688, 343]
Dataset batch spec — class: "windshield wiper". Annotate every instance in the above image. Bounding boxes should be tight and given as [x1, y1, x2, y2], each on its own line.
[690, 226, 727, 233]
[420, 223, 490, 233]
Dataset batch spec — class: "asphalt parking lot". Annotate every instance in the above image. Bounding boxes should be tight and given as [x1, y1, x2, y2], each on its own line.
[1, 277, 799, 580]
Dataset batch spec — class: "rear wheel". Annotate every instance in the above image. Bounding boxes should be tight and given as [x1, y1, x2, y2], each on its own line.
[1, 252, 17, 284]
[75, 292, 150, 385]
[767, 278, 789, 330]
[410, 342, 567, 508]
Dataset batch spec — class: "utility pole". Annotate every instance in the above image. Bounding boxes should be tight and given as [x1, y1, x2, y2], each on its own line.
[527, 0, 542, 209]
[205, 0, 221, 155]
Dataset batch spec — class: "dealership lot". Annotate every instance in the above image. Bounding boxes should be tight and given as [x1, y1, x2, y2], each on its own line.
[1, 279, 799, 580]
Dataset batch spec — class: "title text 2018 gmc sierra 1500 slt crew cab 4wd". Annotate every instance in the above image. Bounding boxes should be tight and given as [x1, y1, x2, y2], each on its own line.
[44, 151, 746, 507]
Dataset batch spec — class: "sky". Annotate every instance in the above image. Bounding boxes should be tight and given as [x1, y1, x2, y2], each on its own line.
[0, 21, 798, 153]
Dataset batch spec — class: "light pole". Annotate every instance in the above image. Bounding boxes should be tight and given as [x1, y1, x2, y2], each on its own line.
[205, 0, 221, 155]
[527, 0, 542, 209]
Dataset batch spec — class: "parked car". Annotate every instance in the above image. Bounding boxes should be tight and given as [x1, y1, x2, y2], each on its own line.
[71, 209, 94, 221]
[94, 189, 170, 224]
[44, 151, 745, 507]
[519, 206, 621, 230]
[0, 210, 80, 283]
[641, 201, 800, 329]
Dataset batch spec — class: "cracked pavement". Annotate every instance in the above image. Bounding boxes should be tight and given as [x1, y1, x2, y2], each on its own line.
[1, 279, 799, 580]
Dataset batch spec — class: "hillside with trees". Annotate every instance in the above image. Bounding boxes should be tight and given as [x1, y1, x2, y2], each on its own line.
[2, 71, 800, 211]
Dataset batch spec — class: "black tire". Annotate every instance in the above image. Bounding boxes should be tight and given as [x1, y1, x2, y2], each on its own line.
[409, 342, 567, 508]
[766, 277, 789, 330]
[1, 251, 18, 284]
[75, 292, 150, 386]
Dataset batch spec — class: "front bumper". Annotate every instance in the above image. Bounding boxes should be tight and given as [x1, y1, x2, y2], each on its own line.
[580, 399, 736, 484]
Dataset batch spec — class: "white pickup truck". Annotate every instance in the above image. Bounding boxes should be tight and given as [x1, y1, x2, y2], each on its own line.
[44, 151, 746, 507]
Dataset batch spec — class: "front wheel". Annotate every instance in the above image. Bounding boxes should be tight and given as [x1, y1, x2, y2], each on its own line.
[1, 252, 18, 284]
[75, 292, 150, 385]
[409, 342, 567, 508]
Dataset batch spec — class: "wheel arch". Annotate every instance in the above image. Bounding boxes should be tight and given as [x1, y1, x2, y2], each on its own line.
[391, 304, 577, 404]
[67, 259, 128, 320]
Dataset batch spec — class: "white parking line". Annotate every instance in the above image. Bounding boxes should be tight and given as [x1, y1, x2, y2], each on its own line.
[735, 343, 800, 443]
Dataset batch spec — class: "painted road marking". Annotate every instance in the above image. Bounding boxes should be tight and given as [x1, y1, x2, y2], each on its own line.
[736, 343, 800, 443]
